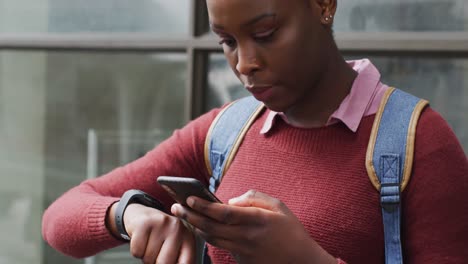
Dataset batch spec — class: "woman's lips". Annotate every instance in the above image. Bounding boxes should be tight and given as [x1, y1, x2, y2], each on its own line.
[246, 85, 274, 101]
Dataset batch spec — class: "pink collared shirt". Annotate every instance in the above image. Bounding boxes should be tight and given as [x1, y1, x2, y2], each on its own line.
[260, 59, 389, 134]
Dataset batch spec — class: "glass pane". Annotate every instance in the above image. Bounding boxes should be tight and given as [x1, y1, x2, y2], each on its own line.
[335, 0, 468, 32]
[0, 51, 187, 264]
[0, 0, 189, 35]
[206, 53, 249, 111]
[206, 53, 468, 152]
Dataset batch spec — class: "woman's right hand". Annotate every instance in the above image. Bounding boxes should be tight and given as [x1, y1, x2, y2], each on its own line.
[109, 202, 196, 264]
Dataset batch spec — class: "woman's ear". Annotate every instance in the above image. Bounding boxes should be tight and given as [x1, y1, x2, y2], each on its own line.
[314, 0, 337, 25]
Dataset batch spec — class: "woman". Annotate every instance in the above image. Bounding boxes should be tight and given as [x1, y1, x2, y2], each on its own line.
[42, 0, 468, 263]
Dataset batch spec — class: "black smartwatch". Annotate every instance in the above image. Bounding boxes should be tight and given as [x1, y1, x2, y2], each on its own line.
[115, 189, 165, 240]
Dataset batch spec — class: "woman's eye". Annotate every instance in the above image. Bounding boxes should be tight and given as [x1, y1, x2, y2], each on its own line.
[254, 29, 277, 43]
[218, 38, 236, 48]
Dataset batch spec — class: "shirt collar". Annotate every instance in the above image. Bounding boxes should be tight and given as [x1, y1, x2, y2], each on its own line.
[260, 59, 383, 134]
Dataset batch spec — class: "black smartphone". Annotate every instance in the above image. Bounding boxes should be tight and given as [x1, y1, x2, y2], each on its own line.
[157, 176, 222, 205]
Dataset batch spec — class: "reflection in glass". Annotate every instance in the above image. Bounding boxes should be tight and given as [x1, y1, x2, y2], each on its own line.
[335, 0, 468, 32]
[0, 0, 189, 35]
[0, 51, 187, 264]
[207, 53, 468, 152]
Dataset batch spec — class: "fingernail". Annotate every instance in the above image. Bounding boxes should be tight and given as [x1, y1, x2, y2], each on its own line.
[171, 204, 180, 215]
[186, 197, 194, 207]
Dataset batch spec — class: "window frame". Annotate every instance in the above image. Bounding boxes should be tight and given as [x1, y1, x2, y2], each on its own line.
[1, 1, 467, 121]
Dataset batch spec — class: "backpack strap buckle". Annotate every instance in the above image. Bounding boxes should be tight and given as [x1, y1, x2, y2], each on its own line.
[380, 154, 401, 206]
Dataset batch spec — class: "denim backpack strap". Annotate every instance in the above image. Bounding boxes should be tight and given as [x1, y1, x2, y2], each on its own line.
[366, 87, 429, 264]
[204, 96, 265, 193]
[202, 96, 264, 264]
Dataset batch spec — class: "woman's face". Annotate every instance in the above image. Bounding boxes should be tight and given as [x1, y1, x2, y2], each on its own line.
[207, 0, 332, 112]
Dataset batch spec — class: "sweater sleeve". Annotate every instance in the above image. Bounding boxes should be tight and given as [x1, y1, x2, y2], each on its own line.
[42, 107, 222, 258]
[402, 107, 468, 263]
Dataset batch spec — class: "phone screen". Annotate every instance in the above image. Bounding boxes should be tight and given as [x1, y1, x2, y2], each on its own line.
[157, 176, 222, 205]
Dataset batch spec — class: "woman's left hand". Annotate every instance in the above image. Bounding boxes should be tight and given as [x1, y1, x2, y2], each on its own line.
[171, 190, 336, 264]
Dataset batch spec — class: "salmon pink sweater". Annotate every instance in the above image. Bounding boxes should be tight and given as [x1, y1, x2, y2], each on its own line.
[42, 106, 468, 263]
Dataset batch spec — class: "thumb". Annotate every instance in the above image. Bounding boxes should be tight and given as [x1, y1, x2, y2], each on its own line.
[228, 190, 289, 214]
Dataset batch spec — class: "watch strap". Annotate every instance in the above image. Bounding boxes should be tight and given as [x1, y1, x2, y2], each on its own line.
[115, 189, 165, 240]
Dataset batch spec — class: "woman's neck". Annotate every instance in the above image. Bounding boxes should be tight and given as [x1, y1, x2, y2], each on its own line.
[284, 52, 358, 128]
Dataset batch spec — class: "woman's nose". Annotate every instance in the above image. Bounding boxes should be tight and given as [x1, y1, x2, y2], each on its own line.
[235, 47, 261, 76]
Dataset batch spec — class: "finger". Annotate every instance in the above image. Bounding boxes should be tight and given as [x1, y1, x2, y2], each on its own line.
[141, 228, 164, 264]
[228, 190, 290, 214]
[177, 230, 196, 264]
[172, 204, 245, 241]
[182, 197, 265, 225]
[156, 229, 183, 264]
[129, 225, 150, 259]
[193, 228, 246, 255]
